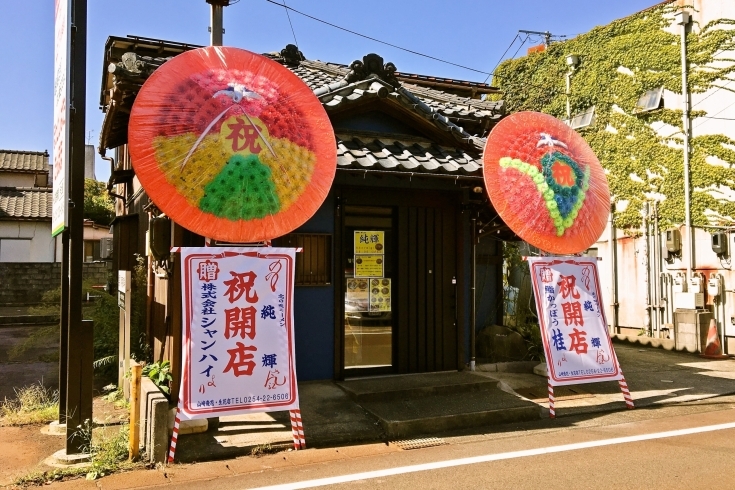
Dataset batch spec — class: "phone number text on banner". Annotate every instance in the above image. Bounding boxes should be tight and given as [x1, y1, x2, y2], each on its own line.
[528, 257, 622, 386]
[180, 247, 299, 419]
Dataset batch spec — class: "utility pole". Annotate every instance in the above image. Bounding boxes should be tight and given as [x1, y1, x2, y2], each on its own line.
[207, 0, 230, 46]
[675, 10, 693, 279]
[518, 29, 553, 48]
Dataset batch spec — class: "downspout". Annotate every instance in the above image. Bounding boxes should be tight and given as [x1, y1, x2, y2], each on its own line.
[653, 201, 662, 336]
[643, 202, 651, 335]
[677, 10, 694, 279]
[609, 203, 619, 333]
[653, 201, 664, 336]
[470, 213, 477, 371]
[146, 210, 154, 351]
[101, 153, 126, 205]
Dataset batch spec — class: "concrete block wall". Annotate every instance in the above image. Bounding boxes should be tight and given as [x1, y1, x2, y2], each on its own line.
[0, 262, 111, 305]
[140, 376, 170, 464]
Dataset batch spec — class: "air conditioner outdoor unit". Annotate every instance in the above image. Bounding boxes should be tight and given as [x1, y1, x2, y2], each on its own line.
[100, 237, 113, 259]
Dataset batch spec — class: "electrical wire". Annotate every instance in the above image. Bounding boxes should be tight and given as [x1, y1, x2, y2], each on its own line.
[280, 0, 299, 48]
[264, 0, 492, 76]
[509, 35, 530, 62]
[696, 115, 735, 121]
[483, 33, 520, 84]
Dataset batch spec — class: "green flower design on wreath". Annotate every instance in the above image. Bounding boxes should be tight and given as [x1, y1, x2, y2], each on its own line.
[499, 151, 590, 236]
[199, 154, 281, 221]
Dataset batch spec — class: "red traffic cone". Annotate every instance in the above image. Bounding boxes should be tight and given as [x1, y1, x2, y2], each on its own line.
[701, 319, 728, 359]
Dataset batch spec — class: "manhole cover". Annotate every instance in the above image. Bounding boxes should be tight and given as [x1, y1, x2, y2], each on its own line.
[391, 437, 447, 450]
[515, 386, 594, 402]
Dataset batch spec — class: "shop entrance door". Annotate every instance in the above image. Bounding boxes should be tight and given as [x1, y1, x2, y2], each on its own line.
[338, 192, 460, 378]
[343, 206, 395, 374]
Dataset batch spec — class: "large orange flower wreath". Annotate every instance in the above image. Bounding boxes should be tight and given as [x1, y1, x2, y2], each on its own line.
[128, 46, 336, 242]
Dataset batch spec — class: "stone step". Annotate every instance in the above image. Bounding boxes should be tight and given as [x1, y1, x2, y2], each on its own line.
[337, 371, 498, 403]
[359, 386, 541, 439]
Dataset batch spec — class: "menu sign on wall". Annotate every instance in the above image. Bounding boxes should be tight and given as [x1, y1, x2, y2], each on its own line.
[354, 231, 384, 254]
[354, 254, 384, 278]
[369, 278, 391, 312]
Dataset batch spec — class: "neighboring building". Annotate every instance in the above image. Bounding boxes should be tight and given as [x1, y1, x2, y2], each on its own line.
[98, 36, 509, 388]
[83, 219, 112, 262]
[0, 150, 55, 262]
[494, 0, 735, 353]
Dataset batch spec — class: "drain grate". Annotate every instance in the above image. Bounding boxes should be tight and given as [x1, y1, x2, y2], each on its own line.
[391, 437, 447, 450]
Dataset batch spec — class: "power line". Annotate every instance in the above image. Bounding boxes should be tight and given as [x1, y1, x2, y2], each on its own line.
[263, 0, 492, 76]
[509, 35, 530, 62]
[484, 33, 520, 84]
[691, 79, 733, 109]
[697, 115, 735, 121]
[280, 0, 299, 48]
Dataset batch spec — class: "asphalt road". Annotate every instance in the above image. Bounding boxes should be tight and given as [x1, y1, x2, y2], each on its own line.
[160, 398, 735, 490]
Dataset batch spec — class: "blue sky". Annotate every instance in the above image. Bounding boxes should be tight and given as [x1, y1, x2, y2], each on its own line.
[0, 0, 656, 182]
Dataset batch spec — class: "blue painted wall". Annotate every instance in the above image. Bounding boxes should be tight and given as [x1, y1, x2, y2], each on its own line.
[292, 193, 335, 381]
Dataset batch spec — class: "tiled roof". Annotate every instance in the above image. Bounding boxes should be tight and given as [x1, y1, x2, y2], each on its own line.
[0, 150, 49, 173]
[0, 187, 52, 220]
[288, 60, 503, 128]
[337, 133, 482, 176]
[99, 36, 505, 156]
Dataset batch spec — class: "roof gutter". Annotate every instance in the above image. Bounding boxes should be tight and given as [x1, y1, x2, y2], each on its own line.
[336, 167, 482, 181]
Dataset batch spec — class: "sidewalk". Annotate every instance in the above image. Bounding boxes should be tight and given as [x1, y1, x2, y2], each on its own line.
[476, 342, 735, 417]
[3, 341, 734, 487]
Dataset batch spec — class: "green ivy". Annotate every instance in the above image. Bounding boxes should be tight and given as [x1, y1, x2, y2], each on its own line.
[494, 4, 735, 231]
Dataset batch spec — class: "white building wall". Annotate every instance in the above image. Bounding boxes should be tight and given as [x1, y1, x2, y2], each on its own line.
[0, 221, 55, 262]
[0, 174, 36, 187]
[593, 0, 735, 352]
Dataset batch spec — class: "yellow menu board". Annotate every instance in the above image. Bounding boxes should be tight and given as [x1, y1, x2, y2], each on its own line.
[354, 254, 384, 278]
[369, 278, 391, 312]
[354, 231, 385, 254]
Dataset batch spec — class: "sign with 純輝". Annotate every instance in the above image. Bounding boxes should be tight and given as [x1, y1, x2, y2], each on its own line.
[179, 247, 301, 418]
[528, 257, 623, 387]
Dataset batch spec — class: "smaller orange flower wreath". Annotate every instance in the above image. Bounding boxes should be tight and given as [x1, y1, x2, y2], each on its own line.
[482, 112, 610, 255]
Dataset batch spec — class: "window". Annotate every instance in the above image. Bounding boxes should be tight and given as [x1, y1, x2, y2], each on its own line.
[635, 87, 664, 114]
[568, 106, 596, 130]
[84, 240, 100, 262]
[34, 172, 48, 187]
[273, 233, 332, 286]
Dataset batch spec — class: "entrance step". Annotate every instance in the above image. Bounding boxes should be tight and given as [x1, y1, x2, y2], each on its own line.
[338, 372, 541, 438]
[337, 371, 498, 403]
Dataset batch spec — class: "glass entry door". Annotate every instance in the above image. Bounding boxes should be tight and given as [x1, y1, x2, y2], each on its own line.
[343, 206, 394, 372]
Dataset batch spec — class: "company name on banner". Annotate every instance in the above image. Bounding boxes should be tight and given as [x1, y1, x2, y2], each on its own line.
[528, 257, 622, 386]
[180, 248, 299, 418]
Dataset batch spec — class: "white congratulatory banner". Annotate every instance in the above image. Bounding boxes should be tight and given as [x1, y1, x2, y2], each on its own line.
[52, 0, 71, 236]
[179, 247, 300, 419]
[528, 257, 623, 387]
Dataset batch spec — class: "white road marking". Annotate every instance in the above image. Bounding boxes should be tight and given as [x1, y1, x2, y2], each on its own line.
[248, 421, 735, 490]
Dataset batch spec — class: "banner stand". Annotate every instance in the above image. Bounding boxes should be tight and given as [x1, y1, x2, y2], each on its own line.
[166, 246, 305, 464]
[528, 256, 635, 419]
[167, 404, 306, 463]
[547, 378, 555, 419]
[167, 405, 181, 463]
[290, 409, 305, 449]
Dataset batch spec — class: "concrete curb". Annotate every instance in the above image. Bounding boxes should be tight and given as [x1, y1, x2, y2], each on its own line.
[474, 361, 539, 373]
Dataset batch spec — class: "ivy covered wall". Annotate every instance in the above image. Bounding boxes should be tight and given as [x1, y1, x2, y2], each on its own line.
[493, 3, 735, 232]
